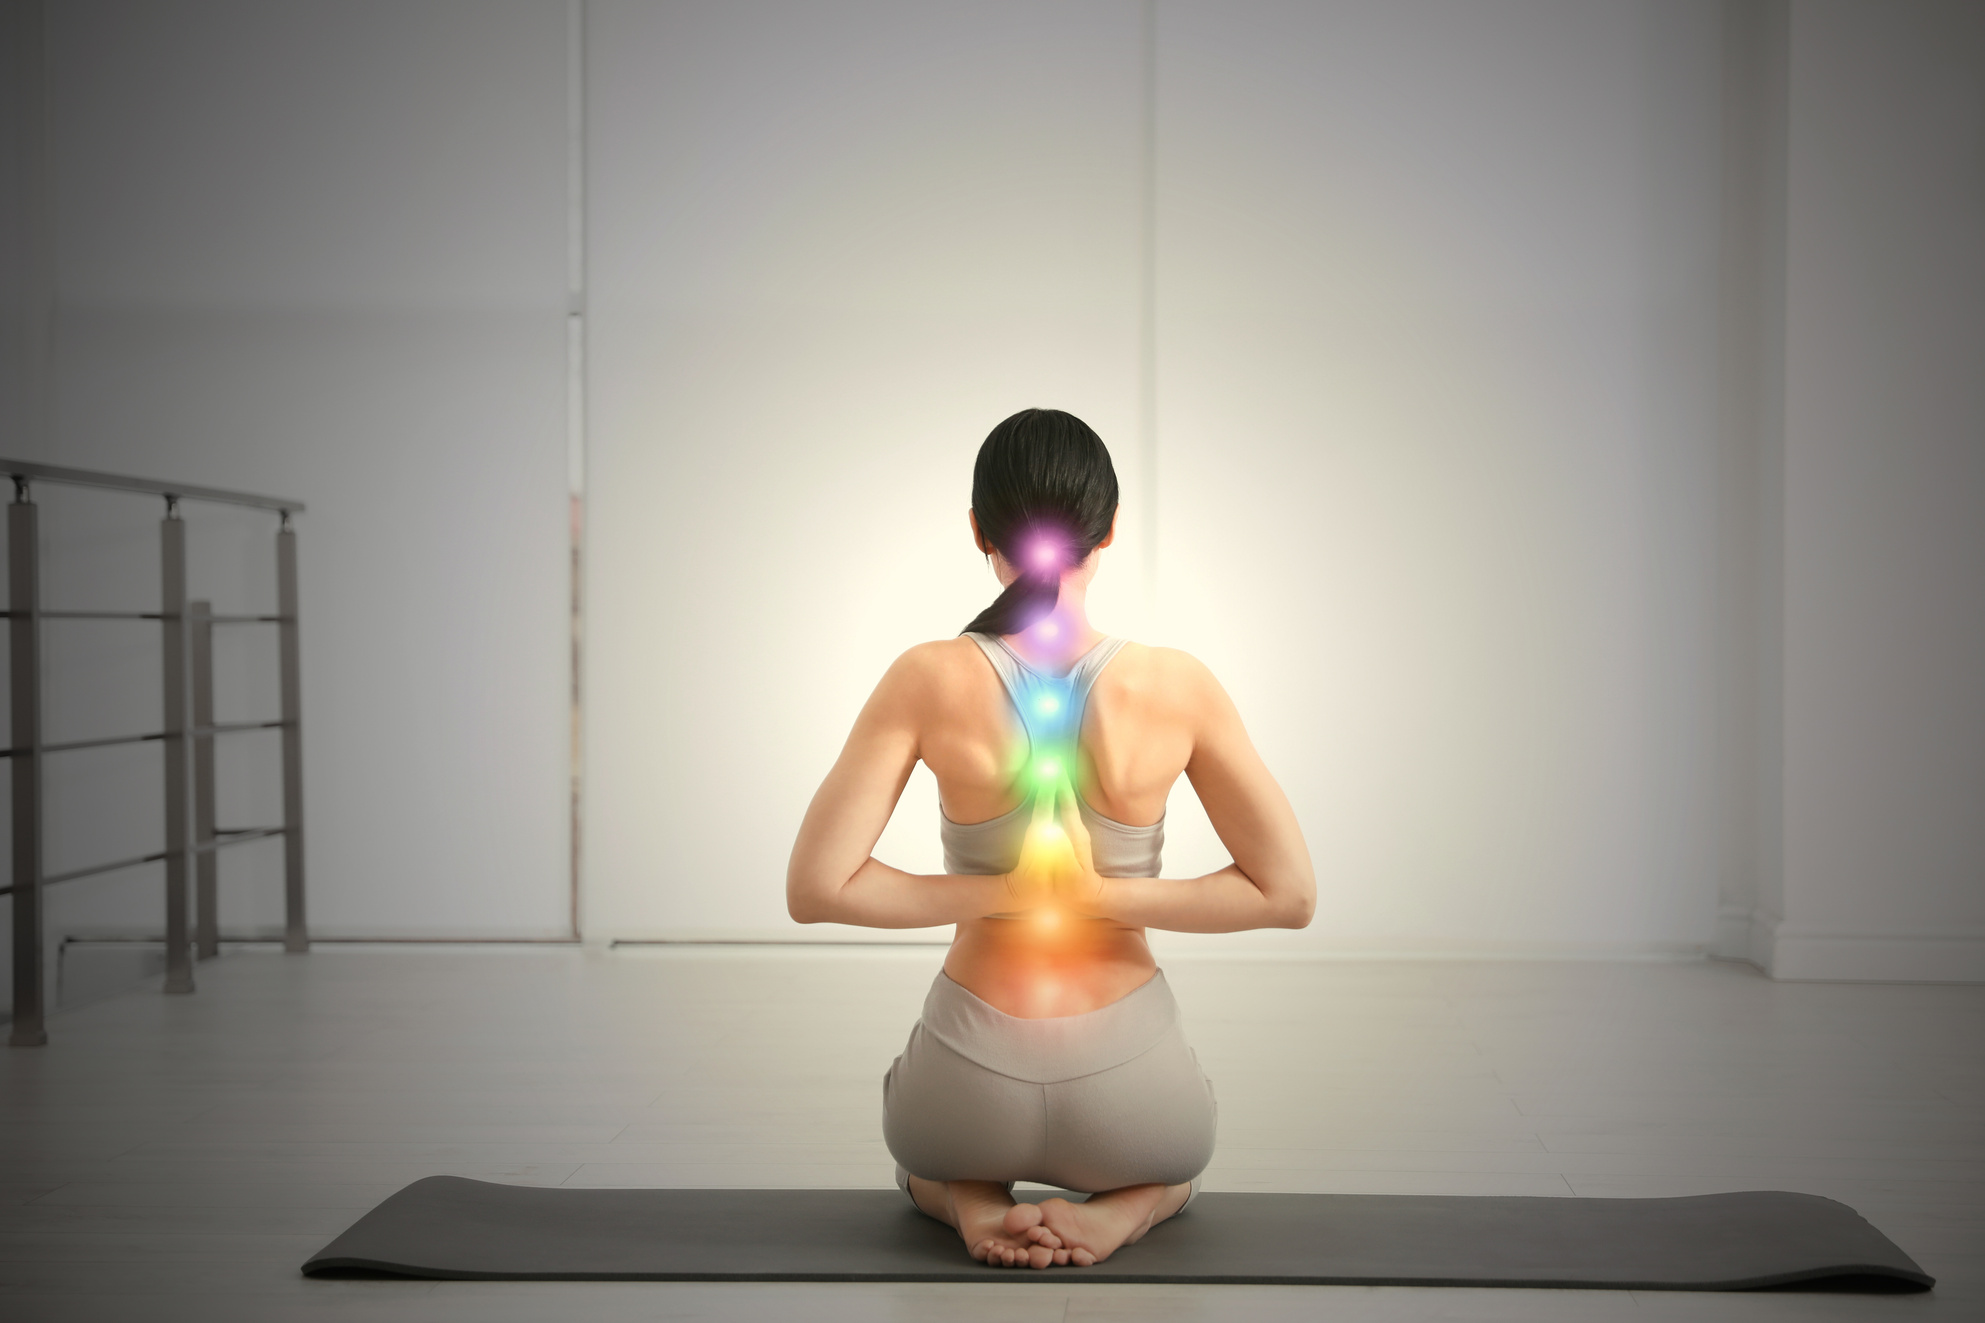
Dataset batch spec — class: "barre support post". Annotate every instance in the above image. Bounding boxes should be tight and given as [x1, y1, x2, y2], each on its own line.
[190, 599, 218, 960]
[277, 516, 308, 953]
[9, 488, 46, 1045]
[160, 504, 194, 993]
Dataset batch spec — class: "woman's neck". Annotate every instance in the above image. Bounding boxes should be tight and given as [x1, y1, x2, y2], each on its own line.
[1000, 578, 1102, 674]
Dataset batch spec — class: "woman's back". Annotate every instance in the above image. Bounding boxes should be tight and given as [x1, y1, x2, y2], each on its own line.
[917, 633, 1193, 837]
[900, 630, 1213, 1017]
[938, 635, 1161, 882]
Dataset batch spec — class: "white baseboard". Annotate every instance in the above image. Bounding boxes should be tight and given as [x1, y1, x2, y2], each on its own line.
[610, 925, 953, 945]
[1768, 932, 1985, 982]
[50, 926, 580, 944]
[1147, 932, 1711, 961]
[602, 928, 1712, 962]
[1714, 906, 1754, 961]
[1746, 909, 1779, 973]
[1746, 914, 1985, 982]
[604, 923, 1985, 981]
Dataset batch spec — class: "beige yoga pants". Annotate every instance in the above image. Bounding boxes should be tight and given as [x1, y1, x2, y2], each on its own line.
[883, 969, 1216, 1194]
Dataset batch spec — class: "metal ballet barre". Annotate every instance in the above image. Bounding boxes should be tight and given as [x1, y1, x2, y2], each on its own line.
[3, 457, 309, 1046]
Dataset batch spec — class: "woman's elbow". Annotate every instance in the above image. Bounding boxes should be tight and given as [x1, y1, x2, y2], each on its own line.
[1240, 864, 1315, 929]
[1278, 885, 1317, 929]
[784, 868, 837, 925]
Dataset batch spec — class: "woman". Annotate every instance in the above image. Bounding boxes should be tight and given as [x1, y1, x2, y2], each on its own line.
[787, 408, 1315, 1270]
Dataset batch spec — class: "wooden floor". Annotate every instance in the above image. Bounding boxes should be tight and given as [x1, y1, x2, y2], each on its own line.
[1, 945, 1979, 1320]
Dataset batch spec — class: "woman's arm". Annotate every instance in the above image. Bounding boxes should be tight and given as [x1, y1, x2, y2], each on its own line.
[1067, 652, 1316, 933]
[786, 648, 1023, 928]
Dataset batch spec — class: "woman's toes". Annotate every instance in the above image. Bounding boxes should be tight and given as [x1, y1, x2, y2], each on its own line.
[1026, 1244, 1055, 1269]
[1002, 1202, 1044, 1235]
[1072, 1247, 1097, 1267]
[1023, 1224, 1062, 1248]
[1053, 1247, 1071, 1266]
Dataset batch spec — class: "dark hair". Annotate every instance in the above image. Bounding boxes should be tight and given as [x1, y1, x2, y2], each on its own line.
[961, 408, 1120, 637]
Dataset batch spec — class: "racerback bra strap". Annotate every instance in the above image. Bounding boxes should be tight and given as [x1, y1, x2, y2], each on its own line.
[965, 633, 1127, 759]
[945, 632, 1162, 882]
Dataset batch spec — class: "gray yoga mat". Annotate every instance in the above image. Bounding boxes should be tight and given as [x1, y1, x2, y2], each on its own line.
[302, 1177, 1932, 1290]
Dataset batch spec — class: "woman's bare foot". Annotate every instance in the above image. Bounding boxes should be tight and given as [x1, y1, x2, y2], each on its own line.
[1003, 1182, 1193, 1266]
[905, 1175, 1070, 1269]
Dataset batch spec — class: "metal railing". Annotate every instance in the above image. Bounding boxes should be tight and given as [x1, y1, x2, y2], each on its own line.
[3, 458, 308, 1046]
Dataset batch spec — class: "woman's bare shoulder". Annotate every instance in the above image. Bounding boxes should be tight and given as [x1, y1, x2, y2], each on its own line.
[1098, 642, 1225, 714]
[873, 637, 995, 706]
[892, 635, 988, 676]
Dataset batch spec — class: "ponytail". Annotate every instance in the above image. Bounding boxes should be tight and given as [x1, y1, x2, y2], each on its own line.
[961, 409, 1119, 638]
[962, 545, 1068, 637]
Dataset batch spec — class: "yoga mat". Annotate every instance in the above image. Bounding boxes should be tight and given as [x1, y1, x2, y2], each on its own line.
[302, 1177, 1932, 1290]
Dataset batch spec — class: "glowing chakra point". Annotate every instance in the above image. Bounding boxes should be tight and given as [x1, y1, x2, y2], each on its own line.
[1037, 620, 1059, 638]
[1035, 694, 1060, 717]
[1037, 758, 1062, 781]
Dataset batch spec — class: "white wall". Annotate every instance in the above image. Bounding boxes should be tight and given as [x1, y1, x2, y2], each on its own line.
[581, 0, 1150, 941]
[1707, 0, 1789, 966]
[1148, 0, 1725, 956]
[582, 0, 1735, 956]
[7, 1, 1973, 984]
[1759, 0, 1985, 980]
[3, 0, 575, 1013]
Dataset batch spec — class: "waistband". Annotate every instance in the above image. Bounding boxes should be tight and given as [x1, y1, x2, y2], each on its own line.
[919, 969, 1180, 1084]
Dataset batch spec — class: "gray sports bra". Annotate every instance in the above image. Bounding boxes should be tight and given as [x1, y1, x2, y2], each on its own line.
[940, 632, 1164, 880]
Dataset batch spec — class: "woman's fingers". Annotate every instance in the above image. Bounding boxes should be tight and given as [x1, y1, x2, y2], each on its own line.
[1051, 780, 1104, 912]
[1055, 780, 1095, 863]
[1030, 780, 1060, 830]
[1003, 777, 1113, 919]
[1002, 784, 1071, 912]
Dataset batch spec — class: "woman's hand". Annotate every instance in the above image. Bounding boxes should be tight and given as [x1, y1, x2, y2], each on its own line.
[1048, 781, 1108, 914]
[999, 781, 1108, 918]
[999, 799, 1059, 913]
